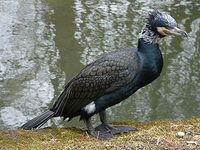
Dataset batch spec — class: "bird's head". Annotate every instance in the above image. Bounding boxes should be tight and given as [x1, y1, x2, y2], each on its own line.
[147, 10, 188, 38]
[140, 11, 187, 43]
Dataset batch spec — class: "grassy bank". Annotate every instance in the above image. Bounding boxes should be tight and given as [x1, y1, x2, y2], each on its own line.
[1, 118, 200, 150]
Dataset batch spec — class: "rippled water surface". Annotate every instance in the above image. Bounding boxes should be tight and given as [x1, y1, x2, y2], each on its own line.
[0, 0, 199, 129]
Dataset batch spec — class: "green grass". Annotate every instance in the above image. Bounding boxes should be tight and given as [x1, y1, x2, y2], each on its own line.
[1, 118, 200, 150]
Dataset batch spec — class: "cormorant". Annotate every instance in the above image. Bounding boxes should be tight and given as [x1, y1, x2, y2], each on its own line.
[21, 11, 187, 139]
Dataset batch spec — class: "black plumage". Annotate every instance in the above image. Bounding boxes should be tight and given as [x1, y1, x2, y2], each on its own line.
[52, 49, 139, 119]
[21, 11, 187, 139]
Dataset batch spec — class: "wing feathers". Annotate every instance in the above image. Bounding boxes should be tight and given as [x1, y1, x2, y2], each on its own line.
[51, 49, 139, 117]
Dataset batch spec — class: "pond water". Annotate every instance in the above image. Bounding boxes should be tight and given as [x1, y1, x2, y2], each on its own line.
[0, 0, 199, 129]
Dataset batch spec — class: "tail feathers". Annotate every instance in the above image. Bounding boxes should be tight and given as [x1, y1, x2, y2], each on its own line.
[21, 110, 55, 130]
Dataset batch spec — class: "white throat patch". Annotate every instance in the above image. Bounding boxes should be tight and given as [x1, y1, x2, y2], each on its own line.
[83, 101, 96, 114]
[139, 25, 161, 44]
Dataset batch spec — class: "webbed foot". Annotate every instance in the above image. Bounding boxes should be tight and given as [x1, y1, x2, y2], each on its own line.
[85, 111, 137, 140]
[95, 124, 137, 135]
[87, 128, 113, 140]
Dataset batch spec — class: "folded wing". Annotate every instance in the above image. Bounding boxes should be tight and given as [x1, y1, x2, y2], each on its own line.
[51, 49, 139, 118]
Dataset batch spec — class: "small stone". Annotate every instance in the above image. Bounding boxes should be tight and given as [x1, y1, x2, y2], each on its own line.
[177, 131, 185, 138]
[186, 141, 198, 145]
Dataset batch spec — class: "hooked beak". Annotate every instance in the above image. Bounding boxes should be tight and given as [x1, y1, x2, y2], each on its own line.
[157, 27, 188, 37]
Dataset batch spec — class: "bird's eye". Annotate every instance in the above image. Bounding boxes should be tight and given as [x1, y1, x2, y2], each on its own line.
[165, 26, 173, 30]
[163, 24, 170, 28]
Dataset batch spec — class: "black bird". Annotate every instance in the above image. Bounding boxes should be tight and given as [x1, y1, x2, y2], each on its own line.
[21, 11, 187, 139]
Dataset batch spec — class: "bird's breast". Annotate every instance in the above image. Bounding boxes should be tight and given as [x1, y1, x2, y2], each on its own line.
[138, 51, 163, 86]
[139, 66, 161, 86]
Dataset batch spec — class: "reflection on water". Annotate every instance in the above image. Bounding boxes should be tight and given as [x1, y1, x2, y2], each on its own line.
[74, 0, 134, 65]
[0, 0, 199, 129]
[0, 0, 63, 129]
[165, 18, 200, 118]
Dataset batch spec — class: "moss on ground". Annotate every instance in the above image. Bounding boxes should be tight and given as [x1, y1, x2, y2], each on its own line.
[1, 118, 200, 150]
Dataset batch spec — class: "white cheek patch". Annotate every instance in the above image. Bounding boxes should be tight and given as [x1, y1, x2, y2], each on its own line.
[83, 101, 96, 114]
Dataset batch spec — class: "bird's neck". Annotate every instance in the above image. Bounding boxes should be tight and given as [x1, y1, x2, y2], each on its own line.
[139, 24, 161, 44]
[138, 23, 161, 54]
[136, 37, 163, 87]
[137, 34, 163, 84]
[137, 38, 159, 53]
[137, 38, 162, 65]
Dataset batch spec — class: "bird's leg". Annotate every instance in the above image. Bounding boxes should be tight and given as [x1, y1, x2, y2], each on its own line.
[85, 117, 113, 140]
[95, 110, 137, 135]
[99, 110, 108, 125]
